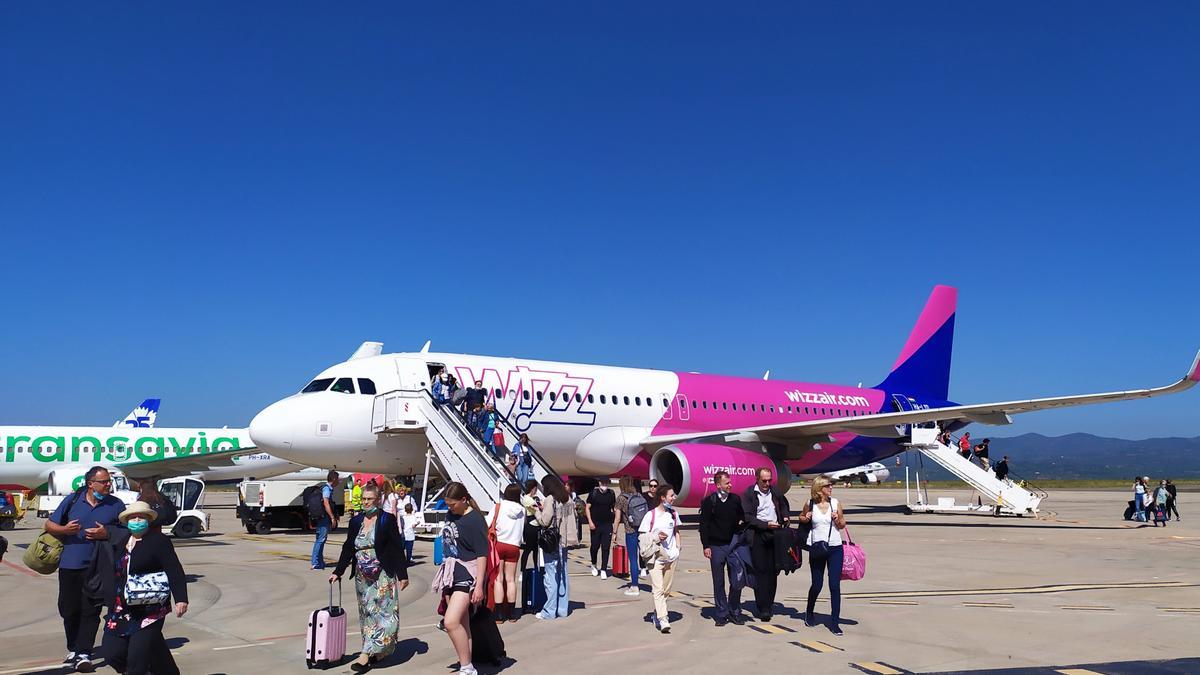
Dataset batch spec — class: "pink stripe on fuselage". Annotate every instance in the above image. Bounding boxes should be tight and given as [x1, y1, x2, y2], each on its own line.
[650, 372, 887, 437]
[892, 285, 957, 369]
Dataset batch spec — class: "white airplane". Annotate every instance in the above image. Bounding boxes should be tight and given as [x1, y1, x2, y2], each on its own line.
[821, 462, 891, 485]
[248, 286, 1200, 506]
[0, 401, 303, 490]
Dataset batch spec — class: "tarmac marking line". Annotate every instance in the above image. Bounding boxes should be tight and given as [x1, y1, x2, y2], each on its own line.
[597, 643, 662, 656]
[850, 662, 905, 675]
[1056, 670, 1105, 675]
[213, 642, 276, 651]
[687, 600, 713, 608]
[963, 602, 1015, 608]
[1159, 608, 1200, 614]
[840, 580, 1193, 600]
[869, 600, 918, 606]
[1059, 606, 1114, 611]
[791, 640, 842, 653]
[1, 560, 45, 579]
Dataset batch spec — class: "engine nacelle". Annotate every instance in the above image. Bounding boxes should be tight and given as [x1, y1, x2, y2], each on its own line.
[649, 443, 792, 508]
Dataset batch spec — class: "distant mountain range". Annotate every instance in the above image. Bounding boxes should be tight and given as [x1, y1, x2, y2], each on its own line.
[906, 433, 1200, 480]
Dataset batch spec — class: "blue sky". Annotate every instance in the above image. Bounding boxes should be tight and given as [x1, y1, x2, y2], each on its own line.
[2, 3, 1197, 438]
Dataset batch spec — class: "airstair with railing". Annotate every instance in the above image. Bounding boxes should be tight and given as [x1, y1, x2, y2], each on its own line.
[370, 388, 555, 515]
[905, 426, 1044, 516]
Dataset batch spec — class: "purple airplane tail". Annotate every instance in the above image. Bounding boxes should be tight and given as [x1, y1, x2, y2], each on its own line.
[876, 285, 957, 401]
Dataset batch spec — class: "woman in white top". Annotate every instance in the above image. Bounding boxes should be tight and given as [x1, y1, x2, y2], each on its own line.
[489, 483, 527, 622]
[798, 475, 846, 635]
[638, 484, 681, 634]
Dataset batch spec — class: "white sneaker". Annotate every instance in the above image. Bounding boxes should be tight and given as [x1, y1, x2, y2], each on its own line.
[600, 570, 608, 580]
[74, 654, 95, 673]
[623, 587, 640, 596]
[590, 566, 599, 577]
[62, 652, 76, 668]
[659, 619, 671, 634]
[459, 665, 478, 675]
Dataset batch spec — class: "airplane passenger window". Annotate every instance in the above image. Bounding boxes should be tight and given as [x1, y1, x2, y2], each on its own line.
[523, 391, 531, 401]
[692, 400, 698, 408]
[302, 378, 335, 393]
[357, 379, 377, 395]
[600, 395, 606, 404]
[331, 378, 355, 394]
[701, 401, 707, 409]
[588, 394, 595, 403]
[623, 396, 630, 405]
[549, 392, 557, 401]
[495, 388, 502, 398]
[635, 397, 642, 406]
[662, 398, 669, 407]
[537, 392, 544, 400]
[575, 393, 582, 403]
[722, 402, 727, 410]
[750, 404, 756, 411]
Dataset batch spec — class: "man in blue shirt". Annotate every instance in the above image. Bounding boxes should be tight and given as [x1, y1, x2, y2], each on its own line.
[44, 466, 125, 673]
[312, 470, 340, 570]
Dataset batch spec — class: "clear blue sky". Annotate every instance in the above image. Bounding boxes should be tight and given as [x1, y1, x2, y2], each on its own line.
[2, 3, 1197, 438]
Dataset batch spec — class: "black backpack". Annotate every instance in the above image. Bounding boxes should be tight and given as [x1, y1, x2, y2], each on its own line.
[303, 484, 326, 521]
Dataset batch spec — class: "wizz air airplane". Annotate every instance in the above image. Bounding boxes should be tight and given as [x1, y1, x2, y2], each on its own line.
[248, 286, 1200, 506]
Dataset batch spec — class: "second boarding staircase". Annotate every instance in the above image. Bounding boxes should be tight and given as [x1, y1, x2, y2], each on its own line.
[908, 426, 1044, 516]
[370, 389, 555, 514]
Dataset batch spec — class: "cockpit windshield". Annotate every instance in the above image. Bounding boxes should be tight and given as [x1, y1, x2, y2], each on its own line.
[301, 378, 335, 393]
[331, 377, 356, 394]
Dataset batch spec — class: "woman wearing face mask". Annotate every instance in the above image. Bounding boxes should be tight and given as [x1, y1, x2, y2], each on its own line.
[638, 485, 681, 634]
[99, 501, 188, 675]
[330, 484, 411, 673]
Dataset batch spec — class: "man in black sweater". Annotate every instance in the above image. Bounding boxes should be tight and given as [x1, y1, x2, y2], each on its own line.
[700, 471, 747, 626]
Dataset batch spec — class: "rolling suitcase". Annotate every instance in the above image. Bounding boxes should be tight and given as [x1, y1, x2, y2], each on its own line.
[305, 580, 347, 669]
[470, 605, 507, 666]
[521, 566, 547, 614]
[612, 544, 629, 576]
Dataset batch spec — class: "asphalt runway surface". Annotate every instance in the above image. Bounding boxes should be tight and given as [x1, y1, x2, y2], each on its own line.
[2, 487, 1196, 674]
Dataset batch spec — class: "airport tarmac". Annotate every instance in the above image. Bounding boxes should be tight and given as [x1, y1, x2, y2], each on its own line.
[2, 487, 1197, 675]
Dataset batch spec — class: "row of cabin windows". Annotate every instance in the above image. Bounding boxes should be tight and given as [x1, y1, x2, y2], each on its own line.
[480, 387, 865, 418]
[301, 377, 378, 395]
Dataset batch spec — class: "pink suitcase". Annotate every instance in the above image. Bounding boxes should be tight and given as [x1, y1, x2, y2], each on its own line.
[306, 580, 347, 669]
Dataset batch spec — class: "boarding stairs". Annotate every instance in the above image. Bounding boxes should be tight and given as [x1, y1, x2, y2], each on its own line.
[906, 427, 1044, 516]
[370, 388, 555, 514]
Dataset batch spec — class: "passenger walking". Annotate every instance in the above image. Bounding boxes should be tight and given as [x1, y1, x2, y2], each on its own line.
[479, 403, 501, 459]
[1166, 479, 1180, 521]
[994, 456, 1011, 482]
[643, 479, 660, 509]
[974, 438, 991, 471]
[958, 432, 973, 462]
[699, 471, 746, 626]
[432, 369, 451, 405]
[615, 476, 650, 596]
[586, 480, 617, 579]
[99, 501, 188, 675]
[489, 484, 526, 622]
[534, 474, 573, 619]
[511, 433, 534, 485]
[567, 481, 585, 546]
[134, 477, 177, 534]
[44, 466, 125, 673]
[431, 482, 489, 675]
[312, 470, 340, 570]
[1133, 477, 1148, 522]
[463, 381, 487, 422]
[330, 484, 410, 672]
[639, 484, 681, 634]
[381, 480, 397, 519]
[800, 476, 847, 636]
[400, 504, 418, 562]
[1152, 480, 1171, 527]
[742, 467, 790, 622]
[394, 482, 417, 515]
[519, 480, 543, 571]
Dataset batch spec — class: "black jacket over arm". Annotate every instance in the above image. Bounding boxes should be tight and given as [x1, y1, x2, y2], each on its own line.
[100, 530, 189, 607]
[740, 485, 790, 531]
[333, 512, 409, 581]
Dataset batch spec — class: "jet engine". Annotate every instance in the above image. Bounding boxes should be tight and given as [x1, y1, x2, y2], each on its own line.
[648, 443, 792, 508]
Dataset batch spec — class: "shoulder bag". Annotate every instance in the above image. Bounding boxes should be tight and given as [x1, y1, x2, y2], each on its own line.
[125, 549, 171, 606]
[840, 523, 866, 581]
[23, 489, 84, 575]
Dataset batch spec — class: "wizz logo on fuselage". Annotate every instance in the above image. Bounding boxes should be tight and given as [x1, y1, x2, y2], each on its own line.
[453, 364, 597, 432]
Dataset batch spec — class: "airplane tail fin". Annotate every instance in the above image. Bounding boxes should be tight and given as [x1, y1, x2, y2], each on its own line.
[115, 398, 161, 428]
[876, 286, 957, 400]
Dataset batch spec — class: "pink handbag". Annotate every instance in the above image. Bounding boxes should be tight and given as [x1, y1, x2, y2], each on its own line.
[840, 524, 866, 581]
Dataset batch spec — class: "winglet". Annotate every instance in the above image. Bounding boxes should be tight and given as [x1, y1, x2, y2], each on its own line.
[1189, 349, 1200, 382]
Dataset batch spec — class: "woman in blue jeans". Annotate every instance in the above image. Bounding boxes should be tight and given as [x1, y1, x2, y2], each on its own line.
[534, 474, 572, 619]
[615, 476, 643, 595]
[799, 476, 846, 636]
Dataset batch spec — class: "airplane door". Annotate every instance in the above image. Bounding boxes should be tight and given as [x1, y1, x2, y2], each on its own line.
[394, 358, 429, 391]
[676, 394, 690, 422]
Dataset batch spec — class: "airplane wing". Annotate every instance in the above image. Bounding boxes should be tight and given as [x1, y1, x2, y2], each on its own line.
[642, 349, 1200, 448]
[114, 446, 258, 480]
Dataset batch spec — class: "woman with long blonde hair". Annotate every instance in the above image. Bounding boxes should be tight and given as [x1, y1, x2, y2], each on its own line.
[798, 475, 846, 635]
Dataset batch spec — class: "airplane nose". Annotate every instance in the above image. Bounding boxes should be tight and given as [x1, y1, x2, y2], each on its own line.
[249, 401, 294, 452]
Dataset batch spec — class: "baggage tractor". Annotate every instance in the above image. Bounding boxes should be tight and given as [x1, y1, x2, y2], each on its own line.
[306, 580, 347, 669]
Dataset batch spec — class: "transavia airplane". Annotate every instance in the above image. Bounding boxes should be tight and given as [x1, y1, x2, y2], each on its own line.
[0, 399, 305, 491]
[249, 286, 1200, 506]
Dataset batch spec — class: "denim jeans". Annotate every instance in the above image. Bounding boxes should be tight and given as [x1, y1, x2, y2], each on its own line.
[404, 539, 414, 562]
[538, 547, 570, 618]
[516, 460, 532, 486]
[709, 541, 743, 620]
[312, 517, 330, 568]
[807, 544, 844, 625]
[625, 532, 640, 586]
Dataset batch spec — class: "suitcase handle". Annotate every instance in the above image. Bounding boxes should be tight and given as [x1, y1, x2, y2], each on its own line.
[329, 578, 342, 610]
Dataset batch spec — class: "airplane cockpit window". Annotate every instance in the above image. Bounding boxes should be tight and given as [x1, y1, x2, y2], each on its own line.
[331, 378, 356, 394]
[302, 378, 335, 393]
[357, 379, 377, 395]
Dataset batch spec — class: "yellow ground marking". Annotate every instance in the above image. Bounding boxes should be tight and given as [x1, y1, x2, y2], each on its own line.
[686, 568, 707, 573]
[841, 580, 1192, 600]
[1059, 605, 1114, 611]
[791, 640, 843, 653]
[1159, 607, 1200, 613]
[851, 662, 904, 674]
[963, 602, 1014, 608]
[747, 623, 795, 635]
[870, 599, 918, 606]
[687, 600, 713, 608]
